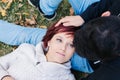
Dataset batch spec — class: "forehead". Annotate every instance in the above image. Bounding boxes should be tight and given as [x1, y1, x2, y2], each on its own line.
[53, 32, 74, 40]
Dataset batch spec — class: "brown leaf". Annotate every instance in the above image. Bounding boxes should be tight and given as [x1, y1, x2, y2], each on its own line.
[69, 7, 74, 16]
[18, 3, 23, 8]
[25, 18, 36, 26]
[39, 25, 47, 29]
[1, 9, 7, 16]
[0, 7, 7, 16]
[5, 0, 13, 10]
[2, 0, 8, 3]
[22, 12, 29, 16]
[19, 0, 23, 2]
[15, 13, 22, 21]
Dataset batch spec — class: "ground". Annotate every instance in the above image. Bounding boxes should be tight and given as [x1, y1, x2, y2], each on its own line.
[0, 0, 84, 79]
[0, 0, 71, 55]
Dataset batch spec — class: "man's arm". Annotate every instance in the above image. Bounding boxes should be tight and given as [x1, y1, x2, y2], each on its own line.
[0, 20, 46, 46]
[80, 0, 120, 22]
[55, 0, 114, 27]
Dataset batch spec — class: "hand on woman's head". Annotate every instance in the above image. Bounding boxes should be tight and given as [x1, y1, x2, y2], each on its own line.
[55, 16, 84, 27]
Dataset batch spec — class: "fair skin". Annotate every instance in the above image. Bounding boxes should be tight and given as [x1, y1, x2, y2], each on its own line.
[2, 11, 110, 80]
[2, 32, 75, 80]
[55, 11, 111, 27]
[55, 15, 84, 27]
[101, 11, 111, 17]
[46, 32, 75, 64]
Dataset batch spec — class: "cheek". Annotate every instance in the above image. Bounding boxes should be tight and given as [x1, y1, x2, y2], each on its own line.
[66, 49, 75, 57]
[66, 53, 74, 61]
[49, 43, 58, 51]
[67, 48, 75, 53]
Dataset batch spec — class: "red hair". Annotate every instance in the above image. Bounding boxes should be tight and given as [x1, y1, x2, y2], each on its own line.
[42, 23, 79, 48]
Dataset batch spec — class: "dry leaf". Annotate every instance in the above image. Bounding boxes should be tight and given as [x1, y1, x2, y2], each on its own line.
[0, 0, 13, 16]
[15, 13, 22, 21]
[22, 12, 29, 16]
[5, 0, 13, 10]
[19, 0, 23, 2]
[0, 7, 7, 16]
[25, 18, 36, 25]
[2, 0, 8, 3]
[69, 7, 74, 16]
[18, 3, 23, 8]
[40, 25, 47, 29]
[1, 9, 6, 16]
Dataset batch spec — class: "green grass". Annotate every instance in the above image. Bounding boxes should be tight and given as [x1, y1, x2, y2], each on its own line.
[0, 0, 71, 27]
[0, 0, 71, 55]
[0, 42, 13, 56]
[0, 0, 84, 79]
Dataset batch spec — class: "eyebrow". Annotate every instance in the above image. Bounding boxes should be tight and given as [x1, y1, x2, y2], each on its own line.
[56, 35, 74, 43]
[56, 35, 62, 38]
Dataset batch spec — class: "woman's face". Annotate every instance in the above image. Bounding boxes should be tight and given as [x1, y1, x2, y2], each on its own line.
[46, 32, 75, 64]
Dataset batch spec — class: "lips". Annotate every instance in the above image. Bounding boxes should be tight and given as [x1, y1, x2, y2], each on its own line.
[57, 52, 65, 57]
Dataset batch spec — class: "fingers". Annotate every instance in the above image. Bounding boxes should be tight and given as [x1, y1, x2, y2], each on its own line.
[55, 16, 70, 27]
[101, 11, 111, 17]
[63, 22, 71, 26]
[55, 18, 64, 27]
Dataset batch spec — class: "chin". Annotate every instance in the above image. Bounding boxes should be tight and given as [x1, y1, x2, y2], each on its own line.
[54, 60, 64, 64]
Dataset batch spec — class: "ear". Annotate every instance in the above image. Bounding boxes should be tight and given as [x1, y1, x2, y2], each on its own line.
[101, 11, 111, 17]
[47, 40, 51, 47]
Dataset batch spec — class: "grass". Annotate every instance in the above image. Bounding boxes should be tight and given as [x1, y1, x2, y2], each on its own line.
[0, 0, 71, 55]
[0, 42, 13, 56]
[0, 0, 83, 79]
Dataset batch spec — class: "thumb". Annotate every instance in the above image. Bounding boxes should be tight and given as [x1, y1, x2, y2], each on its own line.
[63, 22, 71, 26]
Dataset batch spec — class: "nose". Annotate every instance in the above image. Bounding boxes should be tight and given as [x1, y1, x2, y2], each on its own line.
[60, 44, 66, 51]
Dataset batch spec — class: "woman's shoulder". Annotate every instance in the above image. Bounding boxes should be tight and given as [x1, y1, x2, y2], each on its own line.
[19, 43, 35, 50]
[15, 43, 36, 55]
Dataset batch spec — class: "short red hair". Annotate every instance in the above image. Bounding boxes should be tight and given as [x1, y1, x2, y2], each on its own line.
[42, 23, 79, 48]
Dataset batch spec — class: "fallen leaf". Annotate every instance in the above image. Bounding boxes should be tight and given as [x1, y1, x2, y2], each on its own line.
[0, 7, 7, 16]
[69, 7, 74, 16]
[18, 3, 23, 8]
[22, 12, 29, 16]
[0, 0, 13, 16]
[25, 18, 36, 26]
[5, 0, 13, 10]
[19, 0, 23, 2]
[1, 9, 6, 16]
[15, 13, 22, 21]
[39, 25, 47, 29]
[2, 0, 8, 3]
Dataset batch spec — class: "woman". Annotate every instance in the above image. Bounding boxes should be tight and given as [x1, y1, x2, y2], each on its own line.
[0, 20, 93, 73]
[0, 23, 78, 80]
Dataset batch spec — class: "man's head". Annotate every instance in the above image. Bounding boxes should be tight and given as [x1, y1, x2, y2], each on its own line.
[74, 16, 120, 61]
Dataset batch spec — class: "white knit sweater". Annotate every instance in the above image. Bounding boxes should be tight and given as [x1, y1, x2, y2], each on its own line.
[0, 42, 75, 80]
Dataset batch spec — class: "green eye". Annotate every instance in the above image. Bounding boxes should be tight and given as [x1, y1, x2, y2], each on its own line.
[56, 38, 62, 42]
[67, 43, 74, 48]
[70, 44, 74, 48]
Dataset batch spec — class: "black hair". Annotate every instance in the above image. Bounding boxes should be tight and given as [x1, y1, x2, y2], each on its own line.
[74, 16, 120, 61]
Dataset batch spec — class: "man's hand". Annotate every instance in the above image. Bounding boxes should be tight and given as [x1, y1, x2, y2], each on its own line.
[55, 16, 85, 27]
